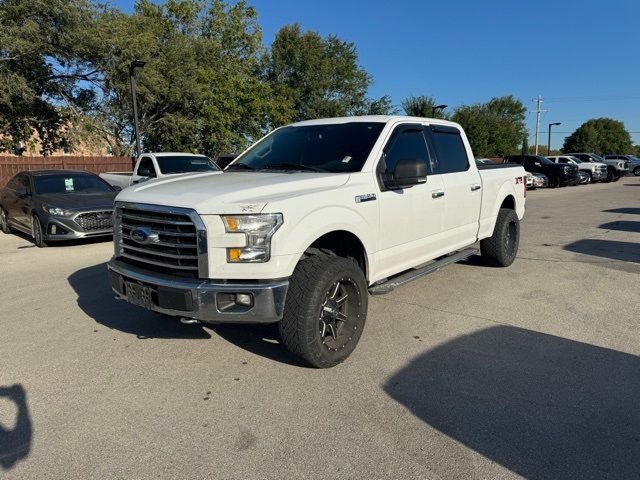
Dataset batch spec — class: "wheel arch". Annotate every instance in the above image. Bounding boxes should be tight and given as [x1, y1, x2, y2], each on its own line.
[303, 230, 369, 281]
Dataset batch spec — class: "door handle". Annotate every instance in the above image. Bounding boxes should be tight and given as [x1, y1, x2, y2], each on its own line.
[471, 184, 481, 191]
[432, 190, 445, 198]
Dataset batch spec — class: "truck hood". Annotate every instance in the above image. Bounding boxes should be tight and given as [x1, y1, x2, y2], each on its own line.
[115, 171, 350, 214]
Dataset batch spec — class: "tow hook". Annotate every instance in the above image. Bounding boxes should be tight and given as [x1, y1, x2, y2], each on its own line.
[179, 317, 201, 325]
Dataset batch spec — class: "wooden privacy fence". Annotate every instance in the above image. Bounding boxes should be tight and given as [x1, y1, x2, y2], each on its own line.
[0, 156, 134, 187]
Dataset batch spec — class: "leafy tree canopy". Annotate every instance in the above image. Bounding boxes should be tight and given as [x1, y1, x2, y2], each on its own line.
[562, 118, 633, 155]
[401, 95, 447, 118]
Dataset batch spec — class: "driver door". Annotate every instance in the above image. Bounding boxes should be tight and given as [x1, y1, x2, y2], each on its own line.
[376, 124, 446, 279]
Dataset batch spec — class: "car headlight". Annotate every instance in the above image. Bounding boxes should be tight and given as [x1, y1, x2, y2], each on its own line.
[42, 204, 74, 217]
[222, 213, 283, 263]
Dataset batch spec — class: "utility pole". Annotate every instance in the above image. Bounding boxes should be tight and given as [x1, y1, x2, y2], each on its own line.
[548, 122, 561, 155]
[532, 95, 547, 155]
[129, 59, 146, 158]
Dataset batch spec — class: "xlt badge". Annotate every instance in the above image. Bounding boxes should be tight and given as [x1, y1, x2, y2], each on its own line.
[355, 193, 376, 203]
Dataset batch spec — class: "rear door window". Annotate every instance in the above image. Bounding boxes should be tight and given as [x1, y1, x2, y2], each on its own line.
[428, 126, 469, 174]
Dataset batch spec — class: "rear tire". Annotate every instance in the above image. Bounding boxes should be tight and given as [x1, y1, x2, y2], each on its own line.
[604, 170, 614, 183]
[0, 208, 9, 234]
[278, 254, 368, 368]
[32, 215, 47, 248]
[480, 208, 519, 267]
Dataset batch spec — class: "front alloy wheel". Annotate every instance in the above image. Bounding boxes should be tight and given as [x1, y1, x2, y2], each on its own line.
[0, 209, 9, 234]
[32, 215, 47, 248]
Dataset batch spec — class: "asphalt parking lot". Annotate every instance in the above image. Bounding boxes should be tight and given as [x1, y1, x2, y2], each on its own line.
[1, 178, 639, 479]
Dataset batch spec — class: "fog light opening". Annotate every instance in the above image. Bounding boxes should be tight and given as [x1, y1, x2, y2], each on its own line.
[235, 293, 253, 307]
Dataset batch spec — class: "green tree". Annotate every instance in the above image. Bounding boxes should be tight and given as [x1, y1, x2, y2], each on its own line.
[451, 95, 527, 157]
[401, 95, 446, 118]
[0, 0, 101, 154]
[521, 136, 529, 155]
[365, 95, 398, 115]
[265, 24, 372, 122]
[562, 118, 633, 155]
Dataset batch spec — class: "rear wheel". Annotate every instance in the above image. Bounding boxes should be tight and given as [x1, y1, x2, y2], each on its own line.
[634, 166, 640, 176]
[480, 208, 520, 267]
[604, 170, 614, 183]
[278, 254, 367, 368]
[32, 215, 47, 248]
[0, 208, 9, 234]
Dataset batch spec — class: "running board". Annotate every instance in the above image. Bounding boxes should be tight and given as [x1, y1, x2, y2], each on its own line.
[368, 248, 478, 295]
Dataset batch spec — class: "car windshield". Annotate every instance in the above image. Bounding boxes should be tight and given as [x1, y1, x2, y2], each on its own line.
[155, 155, 220, 174]
[228, 122, 385, 173]
[568, 156, 582, 163]
[34, 174, 113, 194]
[590, 154, 606, 162]
[536, 156, 554, 165]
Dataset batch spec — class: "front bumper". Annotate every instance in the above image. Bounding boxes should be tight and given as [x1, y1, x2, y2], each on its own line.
[42, 211, 113, 241]
[590, 170, 607, 181]
[107, 258, 289, 324]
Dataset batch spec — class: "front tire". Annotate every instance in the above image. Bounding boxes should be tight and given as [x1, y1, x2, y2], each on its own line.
[0, 208, 9, 234]
[278, 254, 368, 368]
[634, 166, 640, 176]
[480, 208, 520, 267]
[549, 176, 560, 188]
[32, 215, 48, 248]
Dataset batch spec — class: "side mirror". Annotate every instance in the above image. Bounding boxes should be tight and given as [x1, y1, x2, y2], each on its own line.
[535, 162, 541, 167]
[383, 158, 427, 190]
[16, 186, 29, 198]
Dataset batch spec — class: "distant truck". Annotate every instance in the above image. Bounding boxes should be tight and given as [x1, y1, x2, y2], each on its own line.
[100, 153, 220, 189]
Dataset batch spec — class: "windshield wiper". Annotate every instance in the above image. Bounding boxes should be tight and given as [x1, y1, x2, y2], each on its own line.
[226, 163, 255, 171]
[262, 163, 328, 172]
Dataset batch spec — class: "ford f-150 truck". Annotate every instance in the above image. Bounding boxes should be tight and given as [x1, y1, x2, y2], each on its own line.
[108, 116, 526, 368]
[100, 152, 220, 189]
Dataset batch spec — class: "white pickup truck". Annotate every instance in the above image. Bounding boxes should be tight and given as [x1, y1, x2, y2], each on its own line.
[108, 116, 526, 367]
[100, 152, 220, 189]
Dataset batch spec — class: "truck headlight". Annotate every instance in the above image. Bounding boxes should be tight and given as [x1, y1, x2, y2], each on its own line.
[42, 204, 74, 217]
[222, 213, 283, 263]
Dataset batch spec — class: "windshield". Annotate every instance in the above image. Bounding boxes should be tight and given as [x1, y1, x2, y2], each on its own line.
[536, 156, 554, 165]
[229, 122, 385, 173]
[590, 153, 606, 162]
[155, 155, 220, 174]
[34, 174, 114, 194]
[567, 156, 582, 164]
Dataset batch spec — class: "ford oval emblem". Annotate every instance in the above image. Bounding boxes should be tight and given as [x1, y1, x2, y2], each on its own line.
[130, 226, 159, 245]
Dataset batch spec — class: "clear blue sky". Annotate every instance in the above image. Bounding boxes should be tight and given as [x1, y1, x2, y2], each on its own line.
[112, 0, 640, 149]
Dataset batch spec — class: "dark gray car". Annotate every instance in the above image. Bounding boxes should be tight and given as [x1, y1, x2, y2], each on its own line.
[0, 170, 119, 247]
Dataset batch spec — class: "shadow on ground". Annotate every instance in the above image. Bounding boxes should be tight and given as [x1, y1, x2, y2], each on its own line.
[599, 221, 640, 233]
[68, 263, 211, 339]
[602, 208, 640, 215]
[0, 384, 32, 471]
[8, 229, 112, 249]
[384, 326, 640, 480]
[563, 238, 640, 263]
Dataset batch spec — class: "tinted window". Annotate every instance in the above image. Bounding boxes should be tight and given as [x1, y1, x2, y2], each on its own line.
[232, 122, 385, 173]
[431, 130, 469, 174]
[137, 157, 156, 177]
[155, 155, 220, 174]
[34, 174, 113, 194]
[383, 128, 430, 173]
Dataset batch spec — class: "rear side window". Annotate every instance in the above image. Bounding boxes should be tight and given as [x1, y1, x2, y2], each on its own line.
[382, 127, 431, 174]
[430, 128, 469, 174]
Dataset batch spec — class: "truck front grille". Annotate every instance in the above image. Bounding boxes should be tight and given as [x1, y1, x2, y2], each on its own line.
[76, 210, 113, 231]
[114, 203, 208, 278]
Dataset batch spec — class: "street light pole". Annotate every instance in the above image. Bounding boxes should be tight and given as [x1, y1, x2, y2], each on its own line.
[129, 60, 146, 158]
[432, 104, 448, 118]
[547, 122, 561, 155]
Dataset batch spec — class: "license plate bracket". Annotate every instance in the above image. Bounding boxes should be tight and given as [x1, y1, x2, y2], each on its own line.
[125, 281, 153, 310]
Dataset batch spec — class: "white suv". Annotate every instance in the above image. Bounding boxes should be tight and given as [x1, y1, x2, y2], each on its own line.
[547, 155, 607, 183]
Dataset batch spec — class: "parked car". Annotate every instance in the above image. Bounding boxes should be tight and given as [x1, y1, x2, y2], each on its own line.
[525, 171, 534, 189]
[532, 172, 549, 188]
[576, 170, 590, 184]
[100, 153, 221, 189]
[504, 155, 579, 188]
[0, 170, 119, 247]
[107, 116, 526, 368]
[547, 155, 607, 183]
[565, 153, 628, 182]
[603, 155, 640, 176]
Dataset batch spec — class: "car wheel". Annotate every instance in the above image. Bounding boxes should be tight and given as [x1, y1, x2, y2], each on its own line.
[0, 208, 9, 234]
[549, 176, 560, 188]
[278, 253, 368, 368]
[480, 208, 520, 267]
[603, 171, 614, 183]
[32, 215, 48, 248]
[634, 166, 640, 176]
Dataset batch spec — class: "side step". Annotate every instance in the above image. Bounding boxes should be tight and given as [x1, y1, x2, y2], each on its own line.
[368, 248, 478, 295]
